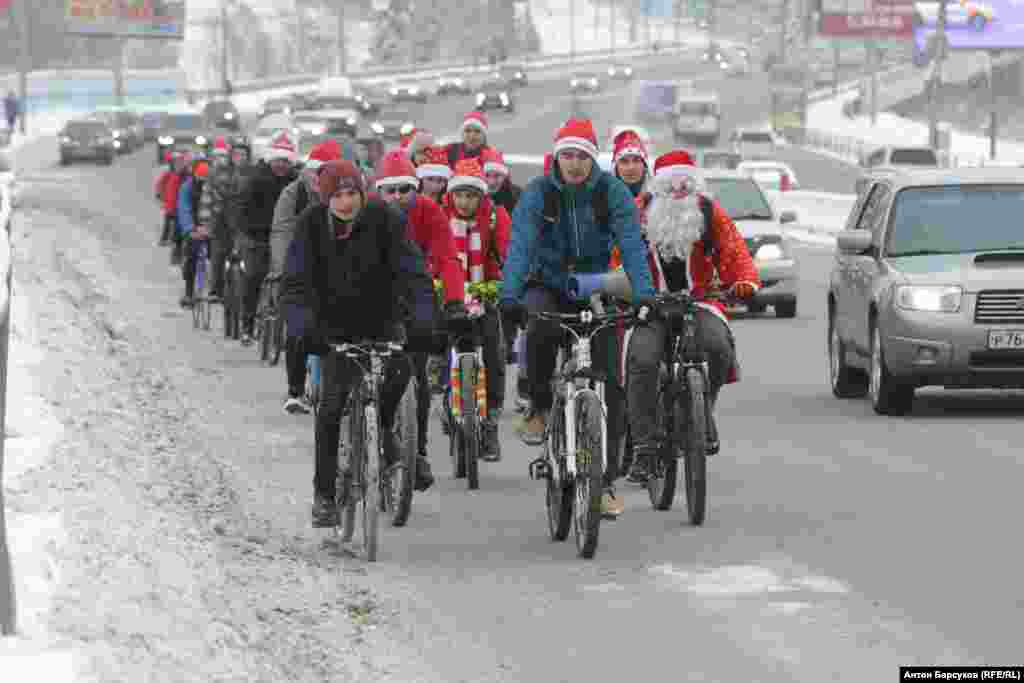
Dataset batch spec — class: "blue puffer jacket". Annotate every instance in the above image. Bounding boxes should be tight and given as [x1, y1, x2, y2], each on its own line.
[501, 164, 654, 304]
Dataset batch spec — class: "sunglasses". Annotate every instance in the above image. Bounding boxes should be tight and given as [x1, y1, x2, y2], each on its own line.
[379, 184, 418, 196]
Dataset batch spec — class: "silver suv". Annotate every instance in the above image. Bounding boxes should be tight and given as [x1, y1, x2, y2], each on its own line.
[828, 168, 1024, 415]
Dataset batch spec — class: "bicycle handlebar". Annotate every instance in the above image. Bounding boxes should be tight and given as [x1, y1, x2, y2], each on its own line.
[328, 340, 404, 357]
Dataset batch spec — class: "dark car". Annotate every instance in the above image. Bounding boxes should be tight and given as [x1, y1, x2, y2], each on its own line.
[499, 63, 528, 87]
[474, 81, 514, 113]
[202, 99, 241, 131]
[293, 109, 359, 142]
[59, 119, 117, 166]
[369, 107, 415, 141]
[140, 111, 169, 142]
[569, 72, 602, 94]
[93, 109, 144, 152]
[156, 112, 212, 164]
[260, 95, 303, 119]
[606, 63, 635, 80]
[353, 84, 390, 114]
[437, 73, 472, 96]
[312, 94, 375, 116]
[388, 81, 428, 103]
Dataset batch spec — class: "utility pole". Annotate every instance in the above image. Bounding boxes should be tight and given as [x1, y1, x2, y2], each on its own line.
[570, 0, 576, 60]
[113, 37, 125, 107]
[13, 0, 30, 135]
[777, 0, 788, 65]
[337, 1, 347, 76]
[611, 0, 617, 53]
[988, 50, 997, 160]
[928, 0, 948, 149]
[221, 0, 230, 93]
[674, 0, 681, 44]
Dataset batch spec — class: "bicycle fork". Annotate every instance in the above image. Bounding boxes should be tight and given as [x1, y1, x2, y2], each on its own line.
[559, 337, 607, 486]
[448, 346, 486, 428]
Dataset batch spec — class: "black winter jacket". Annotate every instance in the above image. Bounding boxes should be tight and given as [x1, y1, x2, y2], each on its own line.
[298, 201, 436, 350]
[240, 162, 297, 244]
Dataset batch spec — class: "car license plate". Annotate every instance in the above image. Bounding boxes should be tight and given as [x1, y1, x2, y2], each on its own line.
[987, 329, 1024, 350]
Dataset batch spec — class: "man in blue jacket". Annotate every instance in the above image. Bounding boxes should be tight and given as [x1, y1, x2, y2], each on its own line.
[500, 118, 658, 519]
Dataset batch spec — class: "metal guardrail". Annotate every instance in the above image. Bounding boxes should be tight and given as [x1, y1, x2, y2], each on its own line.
[0, 181, 15, 635]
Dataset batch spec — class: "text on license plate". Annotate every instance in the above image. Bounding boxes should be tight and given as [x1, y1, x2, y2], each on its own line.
[987, 329, 1024, 350]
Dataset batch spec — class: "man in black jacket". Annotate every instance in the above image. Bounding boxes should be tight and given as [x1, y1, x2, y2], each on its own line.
[295, 160, 436, 527]
[238, 132, 299, 344]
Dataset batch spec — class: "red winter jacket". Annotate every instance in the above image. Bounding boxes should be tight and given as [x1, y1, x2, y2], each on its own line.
[440, 193, 511, 282]
[367, 193, 465, 304]
[160, 171, 183, 216]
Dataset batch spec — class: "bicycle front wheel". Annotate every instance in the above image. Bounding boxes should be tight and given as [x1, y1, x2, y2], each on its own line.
[647, 384, 677, 511]
[459, 355, 480, 491]
[545, 398, 572, 542]
[267, 314, 284, 366]
[678, 367, 707, 526]
[385, 374, 417, 527]
[259, 316, 272, 363]
[363, 403, 381, 562]
[339, 404, 359, 544]
[573, 393, 604, 559]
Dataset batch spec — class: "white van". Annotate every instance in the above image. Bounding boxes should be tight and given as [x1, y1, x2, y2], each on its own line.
[674, 93, 721, 147]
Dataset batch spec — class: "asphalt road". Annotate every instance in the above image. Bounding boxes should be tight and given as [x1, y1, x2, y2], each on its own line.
[15, 60, 1024, 680]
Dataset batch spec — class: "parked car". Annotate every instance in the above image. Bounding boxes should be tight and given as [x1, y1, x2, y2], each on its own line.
[703, 170, 800, 318]
[828, 168, 1024, 415]
[569, 72, 602, 94]
[311, 94, 375, 116]
[498, 63, 528, 87]
[59, 118, 118, 165]
[156, 111, 213, 163]
[389, 80, 428, 103]
[856, 145, 940, 195]
[474, 81, 515, 113]
[673, 92, 721, 146]
[606, 63, 635, 81]
[437, 74, 472, 96]
[202, 99, 240, 131]
[730, 126, 779, 159]
[737, 160, 800, 191]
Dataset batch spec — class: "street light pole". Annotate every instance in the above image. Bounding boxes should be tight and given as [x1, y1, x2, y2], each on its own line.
[928, 0, 948, 149]
[13, 0, 30, 135]
[570, 0, 576, 61]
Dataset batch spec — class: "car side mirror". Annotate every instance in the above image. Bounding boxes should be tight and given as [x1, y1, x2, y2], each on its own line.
[779, 210, 797, 224]
[836, 230, 873, 255]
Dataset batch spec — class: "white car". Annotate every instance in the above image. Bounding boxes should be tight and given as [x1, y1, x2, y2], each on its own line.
[703, 170, 800, 318]
[731, 126, 779, 159]
[736, 160, 800, 191]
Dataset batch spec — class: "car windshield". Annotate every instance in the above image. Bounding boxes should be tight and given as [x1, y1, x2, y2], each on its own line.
[887, 185, 1024, 256]
[166, 114, 203, 130]
[66, 121, 109, 136]
[740, 131, 774, 143]
[678, 102, 716, 116]
[890, 148, 938, 165]
[704, 177, 774, 219]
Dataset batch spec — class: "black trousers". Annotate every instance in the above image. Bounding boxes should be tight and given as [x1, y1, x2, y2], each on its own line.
[286, 336, 307, 397]
[409, 352, 431, 456]
[242, 242, 270, 334]
[314, 349, 412, 498]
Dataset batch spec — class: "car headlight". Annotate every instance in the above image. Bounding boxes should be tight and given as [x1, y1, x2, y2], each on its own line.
[590, 78, 598, 85]
[499, 93, 509, 103]
[720, 61, 729, 69]
[476, 93, 486, 103]
[346, 117, 356, 126]
[755, 243, 785, 260]
[224, 112, 234, 120]
[60, 135, 72, 143]
[895, 285, 963, 313]
[571, 79, 579, 87]
[113, 140, 122, 148]
[283, 107, 292, 114]
[112, 130, 121, 138]
[158, 136, 174, 145]
[409, 86, 420, 94]
[625, 67, 633, 75]
[608, 67, 615, 75]
[371, 122, 384, 134]
[439, 78, 446, 86]
[390, 88, 399, 96]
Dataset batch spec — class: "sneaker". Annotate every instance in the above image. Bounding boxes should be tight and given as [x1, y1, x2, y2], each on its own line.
[311, 492, 339, 528]
[284, 396, 311, 415]
[414, 455, 434, 491]
[706, 438, 720, 456]
[481, 417, 501, 462]
[600, 487, 624, 519]
[517, 409, 546, 446]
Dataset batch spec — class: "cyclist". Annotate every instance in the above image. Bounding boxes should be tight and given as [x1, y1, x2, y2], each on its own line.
[407, 129, 435, 167]
[207, 137, 236, 302]
[156, 151, 186, 247]
[440, 158, 511, 461]
[294, 160, 435, 528]
[238, 131, 299, 345]
[499, 118, 656, 518]
[373, 149, 465, 487]
[176, 158, 214, 308]
[621, 150, 760, 480]
[271, 139, 343, 415]
[443, 111, 494, 167]
[611, 129, 648, 198]
[416, 146, 451, 204]
[481, 148, 522, 214]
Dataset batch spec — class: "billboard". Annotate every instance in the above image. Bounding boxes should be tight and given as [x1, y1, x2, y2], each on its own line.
[65, 0, 185, 40]
[818, 0, 916, 39]
[913, 0, 1024, 51]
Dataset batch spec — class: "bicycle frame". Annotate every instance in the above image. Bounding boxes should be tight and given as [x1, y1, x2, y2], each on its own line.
[447, 311, 488, 427]
[334, 340, 403, 457]
[662, 293, 711, 389]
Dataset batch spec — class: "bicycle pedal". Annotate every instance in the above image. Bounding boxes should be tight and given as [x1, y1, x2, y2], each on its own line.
[528, 456, 551, 480]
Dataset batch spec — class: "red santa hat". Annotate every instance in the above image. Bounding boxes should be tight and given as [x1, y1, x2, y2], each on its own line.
[612, 129, 648, 166]
[481, 147, 509, 177]
[543, 153, 553, 175]
[416, 146, 452, 180]
[462, 110, 488, 134]
[448, 158, 488, 195]
[304, 138, 342, 170]
[373, 148, 419, 189]
[212, 136, 230, 157]
[399, 125, 418, 149]
[652, 150, 697, 177]
[266, 130, 297, 162]
[407, 129, 435, 159]
[552, 117, 599, 160]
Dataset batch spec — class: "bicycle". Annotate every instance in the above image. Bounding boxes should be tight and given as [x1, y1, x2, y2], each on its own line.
[442, 281, 500, 491]
[222, 248, 245, 340]
[191, 232, 213, 332]
[256, 275, 285, 366]
[527, 295, 635, 559]
[640, 291, 712, 526]
[333, 340, 417, 560]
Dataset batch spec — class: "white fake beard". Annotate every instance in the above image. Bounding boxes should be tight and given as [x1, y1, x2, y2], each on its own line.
[643, 173, 706, 263]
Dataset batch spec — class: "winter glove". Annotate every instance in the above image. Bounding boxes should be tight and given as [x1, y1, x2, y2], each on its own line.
[729, 281, 758, 300]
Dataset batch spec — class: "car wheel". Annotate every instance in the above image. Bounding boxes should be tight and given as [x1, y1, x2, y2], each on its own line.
[59, 154, 70, 166]
[828, 314, 868, 398]
[869, 323, 914, 415]
[775, 299, 796, 318]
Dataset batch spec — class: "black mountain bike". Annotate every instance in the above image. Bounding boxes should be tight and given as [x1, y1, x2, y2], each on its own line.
[256, 275, 285, 366]
[222, 249, 245, 340]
